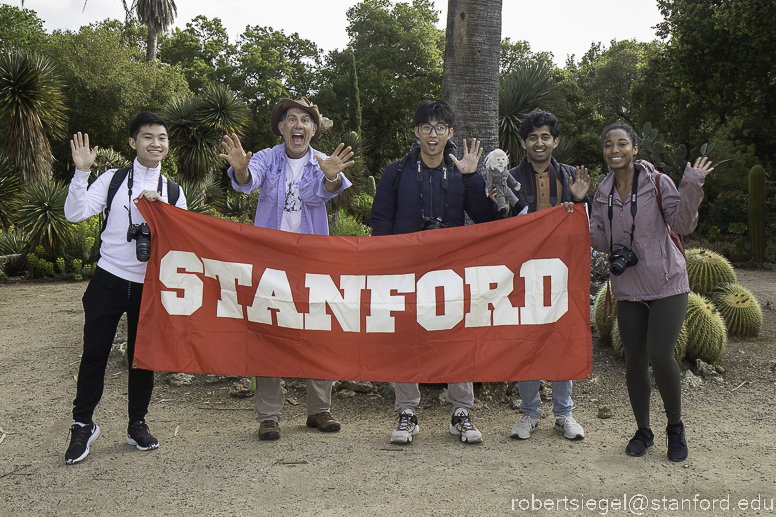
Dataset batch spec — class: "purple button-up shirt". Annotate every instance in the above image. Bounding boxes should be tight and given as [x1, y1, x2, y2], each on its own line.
[228, 143, 351, 235]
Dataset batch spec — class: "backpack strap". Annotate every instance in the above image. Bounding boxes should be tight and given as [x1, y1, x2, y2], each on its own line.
[165, 177, 180, 207]
[101, 167, 131, 233]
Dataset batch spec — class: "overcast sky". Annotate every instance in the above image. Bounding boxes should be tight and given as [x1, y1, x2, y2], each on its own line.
[10, 0, 665, 66]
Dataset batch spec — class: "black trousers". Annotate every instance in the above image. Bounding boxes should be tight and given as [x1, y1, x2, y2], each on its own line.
[72, 267, 154, 425]
[617, 292, 688, 428]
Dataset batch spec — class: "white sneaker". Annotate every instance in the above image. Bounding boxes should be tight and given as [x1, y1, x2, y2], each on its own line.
[390, 409, 419, 443]
[510, 415, 539, 440]
[449, 408, 482, 443]
[555, 416, 585, 440]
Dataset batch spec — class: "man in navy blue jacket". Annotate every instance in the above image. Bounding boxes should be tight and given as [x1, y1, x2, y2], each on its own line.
[370, 99, 497, 444]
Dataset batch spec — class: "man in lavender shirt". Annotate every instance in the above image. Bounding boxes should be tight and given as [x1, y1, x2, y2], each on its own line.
[219, 97, 354, 441]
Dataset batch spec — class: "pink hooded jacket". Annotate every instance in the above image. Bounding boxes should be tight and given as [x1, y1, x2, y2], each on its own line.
[589, 160, 707, 302]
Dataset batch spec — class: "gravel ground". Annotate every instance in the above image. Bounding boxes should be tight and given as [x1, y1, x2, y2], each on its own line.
[0, 269, 774, 516]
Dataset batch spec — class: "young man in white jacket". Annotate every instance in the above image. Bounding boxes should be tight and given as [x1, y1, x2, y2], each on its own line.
[63, 111, 187, 465]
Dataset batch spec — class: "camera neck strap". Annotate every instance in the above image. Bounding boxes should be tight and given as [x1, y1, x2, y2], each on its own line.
[607, 167, 640, 253]
[126, 167, 163, 227]
[416, 160, 448, 225]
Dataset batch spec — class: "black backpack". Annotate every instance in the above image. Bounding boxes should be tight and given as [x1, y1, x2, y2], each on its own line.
[101, 166, 180, 232]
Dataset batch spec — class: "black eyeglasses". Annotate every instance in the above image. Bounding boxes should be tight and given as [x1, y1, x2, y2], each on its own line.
[418, 124, 449, 135]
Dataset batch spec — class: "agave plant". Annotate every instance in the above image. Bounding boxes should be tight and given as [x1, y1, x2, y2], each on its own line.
[0, 226, 29, 277]
[12, 180, 70, 253]
[0, 51, 67, 184]
[498, 64, 564, 167]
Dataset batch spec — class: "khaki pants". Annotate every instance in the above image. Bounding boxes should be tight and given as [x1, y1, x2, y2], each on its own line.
[394, 382, 474, 412]
[254, 377, 332, 423]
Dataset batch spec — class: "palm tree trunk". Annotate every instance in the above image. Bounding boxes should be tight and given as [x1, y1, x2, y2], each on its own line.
[442, 0, 502, 162]
[146, 32, 158, 61]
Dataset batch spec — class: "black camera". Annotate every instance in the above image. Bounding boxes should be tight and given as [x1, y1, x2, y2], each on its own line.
[609, 245, 638, 276]
[421, 216, 446, 231]
[127, 222, 151, 262]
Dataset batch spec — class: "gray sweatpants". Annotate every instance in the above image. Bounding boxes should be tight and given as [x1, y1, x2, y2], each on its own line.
[254, 377, 332, 423]
[394, 382, 474, 412]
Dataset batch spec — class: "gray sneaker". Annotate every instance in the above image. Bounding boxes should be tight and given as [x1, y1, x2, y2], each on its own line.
[510, 415, 539, 440]
[555, 416, 585, 440]
[390, 409, 419, 444]
[449, 408, 482, 443]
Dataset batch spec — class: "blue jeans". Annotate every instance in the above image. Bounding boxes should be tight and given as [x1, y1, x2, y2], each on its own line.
[518, 380, 573, 419]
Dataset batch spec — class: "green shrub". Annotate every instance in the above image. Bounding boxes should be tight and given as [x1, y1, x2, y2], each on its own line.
[0, 225, 29, 276]
[330, 209, 371, 237]
[12, 180, 71, 253]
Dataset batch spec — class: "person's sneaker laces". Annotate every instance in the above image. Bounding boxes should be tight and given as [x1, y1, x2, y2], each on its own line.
[666, 422, 688, 462]
[306, 412, 341, 432]
[510, 415, 539, 440]
[390, 409, 419, 444]
[65, 422, 100, 465]
[258, 420, 280, 441]
[126, 420, 159, 451]
[449, 408, 482, 443]
[626, 427, 655, 457]
[555, 416, 585, 440]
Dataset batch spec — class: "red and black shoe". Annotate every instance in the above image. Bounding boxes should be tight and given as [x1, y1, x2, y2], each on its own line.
[126, 420, 159, 451]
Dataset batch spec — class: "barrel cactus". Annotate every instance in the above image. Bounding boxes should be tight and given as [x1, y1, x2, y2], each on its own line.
[611, 321, 625, 359]
[684, 292, 727, 363]
[749, 165, 766, 262]
[712, 283, 762, 337]
[610, 317, 687, 363]
[593, 287, 617, 346]
[686, 248, 737, 296]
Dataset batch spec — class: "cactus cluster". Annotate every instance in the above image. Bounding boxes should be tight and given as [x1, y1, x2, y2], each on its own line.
[712, 283, 763, 337]
[592, 287, 617, 345]
[684, 292, 728, 363]
[686, 248, 737, 296]
[749, 165, 766, 262]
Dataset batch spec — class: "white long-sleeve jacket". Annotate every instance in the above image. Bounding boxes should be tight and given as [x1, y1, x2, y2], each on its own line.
[64, 158, 187, 283]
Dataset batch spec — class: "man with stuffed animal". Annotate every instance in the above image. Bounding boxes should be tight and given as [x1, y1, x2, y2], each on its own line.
[507, 109, 591, 441]
[371, 99, 499, 444]
[219, 97, 354, 442]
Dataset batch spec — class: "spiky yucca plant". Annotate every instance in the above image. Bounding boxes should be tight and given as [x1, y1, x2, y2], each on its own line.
[0, 51, 67, 184]
[712, 283, 762, 337]
[12, 180, 70, 254]
[684, 292, 727, 363]
[93, 148, 131, 176]
[498, 64, 564, 167]
[0, 153, 21, 227]
[593, 287, 617, 346]
[686, 248, 737, 296]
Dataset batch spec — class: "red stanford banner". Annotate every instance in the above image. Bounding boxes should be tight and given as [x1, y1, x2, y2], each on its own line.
[134, 199, 592, 383]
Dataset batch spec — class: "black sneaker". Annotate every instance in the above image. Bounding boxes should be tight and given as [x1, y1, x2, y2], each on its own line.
[666, 421, 688, 462]
[126, 420, 159, 451]
[626, 427, 654, 457]
[65, 422, 101, 465]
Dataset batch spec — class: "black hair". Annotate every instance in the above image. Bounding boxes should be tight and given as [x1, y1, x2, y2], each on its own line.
[519, 109, 561, 140]
[414, 99, 455, 127]
[129, 111, 168, 140]
[601, 122, 638, 145]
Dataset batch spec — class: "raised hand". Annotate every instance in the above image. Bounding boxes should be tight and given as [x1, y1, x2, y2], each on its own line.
[690, 156, 714, 174]
[71, 132, 98, 172]
[315, 143, 355, 180]
[219, 133, 253, 173]
[569, 166, 591, 201]
[449, 138, 483, 174]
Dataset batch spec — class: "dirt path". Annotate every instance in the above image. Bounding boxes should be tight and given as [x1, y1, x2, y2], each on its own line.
[0, 271, 774, 516]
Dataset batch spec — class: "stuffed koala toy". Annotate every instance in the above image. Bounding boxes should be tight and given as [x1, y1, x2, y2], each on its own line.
[484, 149, 520, 214]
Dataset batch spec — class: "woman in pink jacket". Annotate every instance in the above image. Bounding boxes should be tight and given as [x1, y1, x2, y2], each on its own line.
[589, 122, 714, 462]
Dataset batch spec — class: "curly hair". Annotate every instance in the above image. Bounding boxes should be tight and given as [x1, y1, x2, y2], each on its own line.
[519, 110, 561, 140]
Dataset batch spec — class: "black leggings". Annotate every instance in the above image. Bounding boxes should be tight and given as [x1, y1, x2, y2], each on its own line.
[617, 292, 688, 428]
[72, 267, 154, 424]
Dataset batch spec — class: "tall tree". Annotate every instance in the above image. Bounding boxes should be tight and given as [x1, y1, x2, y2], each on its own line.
[0, 51, 67, 184]
[131, 0, 178, 61]
[442, 0, 502, 160]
